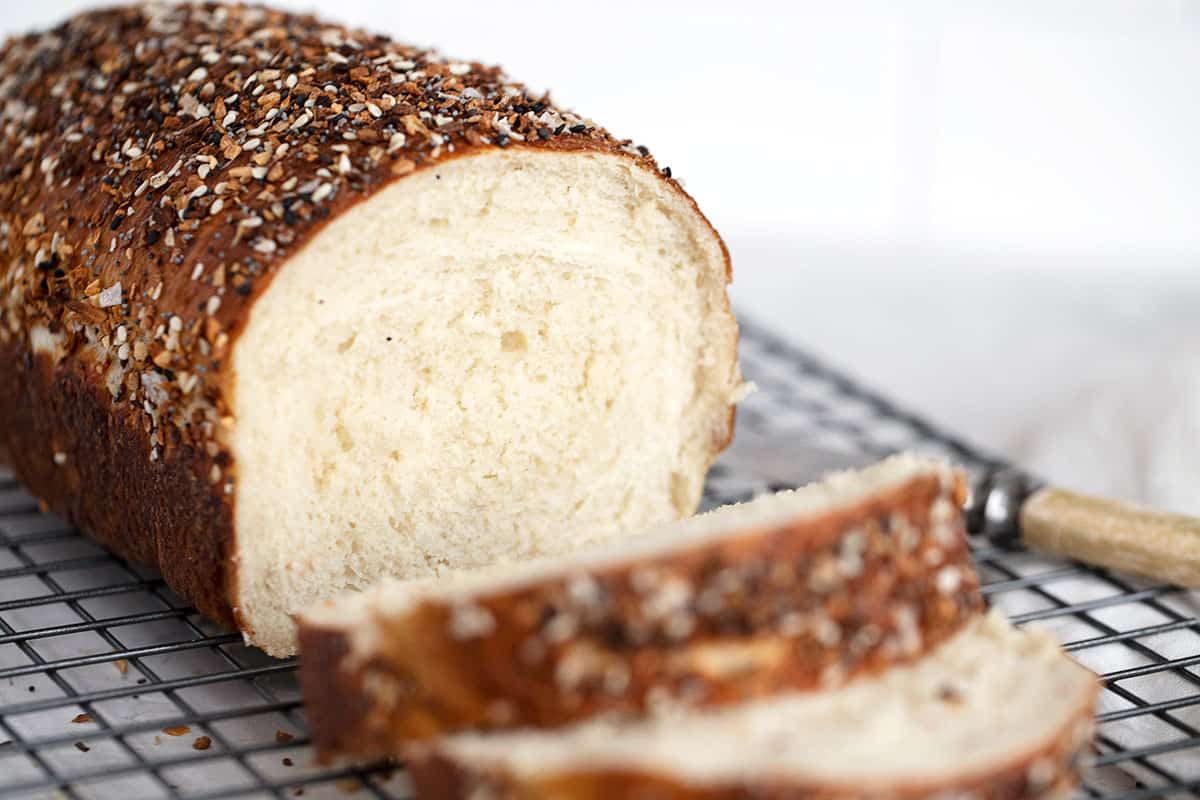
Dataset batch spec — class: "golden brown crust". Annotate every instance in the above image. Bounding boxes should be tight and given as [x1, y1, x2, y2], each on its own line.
[299, 471, 984, 758]
[0, 4, 731, 631]
[0, 342, 237, 623]
[406, 703, 1094, 800]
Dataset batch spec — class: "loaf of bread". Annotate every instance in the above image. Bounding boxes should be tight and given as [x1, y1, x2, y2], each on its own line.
[0, 5, 742, 655]
[299, 455, 984, 757]
[406, 611, 1098, 800]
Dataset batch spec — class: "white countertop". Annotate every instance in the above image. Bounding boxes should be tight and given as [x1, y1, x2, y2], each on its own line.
[729, 235, 1200, 511]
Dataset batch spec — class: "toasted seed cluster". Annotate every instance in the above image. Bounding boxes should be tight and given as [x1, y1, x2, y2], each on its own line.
[444, 476, 981, 708]
[0, 3, 654, 481]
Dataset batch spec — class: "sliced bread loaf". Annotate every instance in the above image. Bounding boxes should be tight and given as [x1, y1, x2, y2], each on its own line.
[407, 611, 1098, 800]
[299, 455, 984, 756]
[0, 4, 743, 657]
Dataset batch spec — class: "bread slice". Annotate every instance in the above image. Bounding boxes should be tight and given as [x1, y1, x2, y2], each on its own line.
[0, 4, 742, 656]
[299, 455, 984, 756]
[407, 612, 1098, 800]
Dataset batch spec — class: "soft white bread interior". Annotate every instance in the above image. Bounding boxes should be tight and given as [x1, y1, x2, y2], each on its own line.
[414, 612, 1097, 797]
[231, 148, 742, 655]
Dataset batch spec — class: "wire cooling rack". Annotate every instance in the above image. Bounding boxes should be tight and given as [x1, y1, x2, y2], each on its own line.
[2, 318, 1199, 799]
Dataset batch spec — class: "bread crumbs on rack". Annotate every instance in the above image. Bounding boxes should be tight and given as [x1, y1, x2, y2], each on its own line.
[114, 659, 129, 675]
[162, 725, 190, 736]
[275, 729, 294, 744]
[73, 741, 89, 752]
[71, 713, 92, 724]
[192, 736, 212, 751]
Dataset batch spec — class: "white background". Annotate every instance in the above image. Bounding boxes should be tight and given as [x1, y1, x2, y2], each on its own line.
[7, 1, 1200, 499]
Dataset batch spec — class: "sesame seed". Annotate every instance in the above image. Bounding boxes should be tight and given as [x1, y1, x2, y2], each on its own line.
[935, 566, 962, 595]
[565, 573, 601, 607]
[543, 612, 578, 643]
[814, 616, 842, 646]
[448, 604, 495, 640]
[253, 238, 277, 254]
[311, 183, 333, 203]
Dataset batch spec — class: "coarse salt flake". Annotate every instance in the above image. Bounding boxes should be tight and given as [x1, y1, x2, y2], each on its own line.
[98, 282, 123, 308]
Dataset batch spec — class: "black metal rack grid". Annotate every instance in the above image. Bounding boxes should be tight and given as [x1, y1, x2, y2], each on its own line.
[1, 318, 1198, 799]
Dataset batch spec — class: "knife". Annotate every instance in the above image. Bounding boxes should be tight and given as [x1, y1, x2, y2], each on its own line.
[718, 428, 1200, 588]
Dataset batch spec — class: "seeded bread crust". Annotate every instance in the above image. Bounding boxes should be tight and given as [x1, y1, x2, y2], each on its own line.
[0, 4, 731, 632]
[299, 470, 983, 758]
[405, 701, 1096, 800]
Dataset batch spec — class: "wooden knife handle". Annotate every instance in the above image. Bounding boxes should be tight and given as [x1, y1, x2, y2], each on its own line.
[1020, 486, 1200, 588]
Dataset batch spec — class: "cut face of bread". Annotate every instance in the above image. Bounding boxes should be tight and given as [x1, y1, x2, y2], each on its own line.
[299, 454, 984, 754]
[408, 612, 1099, 800]
[231, 149, 741, 655]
